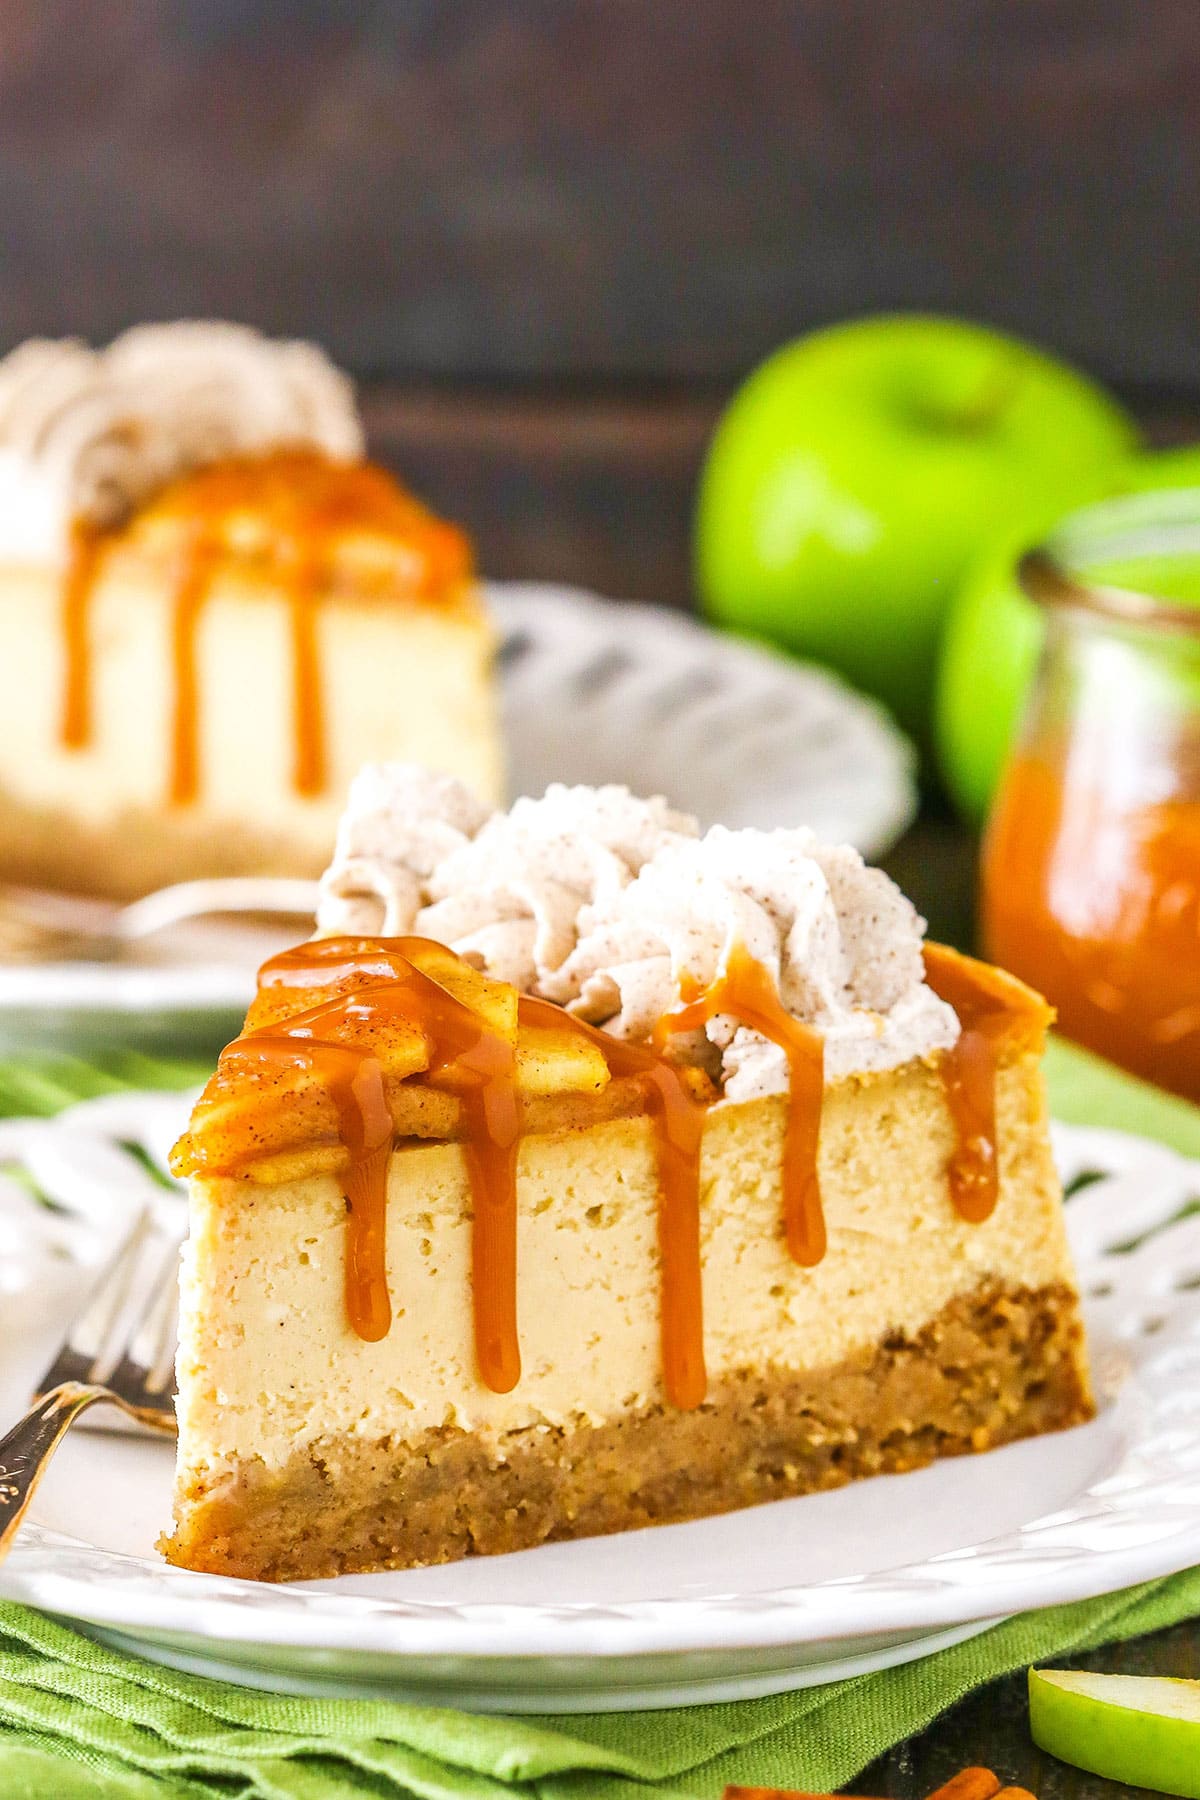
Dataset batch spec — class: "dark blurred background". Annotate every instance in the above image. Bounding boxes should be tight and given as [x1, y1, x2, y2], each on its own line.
[3, 0, 1198, 609]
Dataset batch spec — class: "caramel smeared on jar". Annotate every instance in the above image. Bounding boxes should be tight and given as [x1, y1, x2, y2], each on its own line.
[654, 943, 827, 1265]
[923, 943, 1010, 1224]
[58, 452, 472, 807]
[225, 936, 521, 1390]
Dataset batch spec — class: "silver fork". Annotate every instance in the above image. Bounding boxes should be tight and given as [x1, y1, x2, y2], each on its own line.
[0, 1209, 181, 1566]
[0, 875, 319, 964]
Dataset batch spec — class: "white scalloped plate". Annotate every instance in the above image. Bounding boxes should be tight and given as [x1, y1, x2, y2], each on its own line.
[3, 1097, 1199, 1712]
[0, 583, 916, 1054]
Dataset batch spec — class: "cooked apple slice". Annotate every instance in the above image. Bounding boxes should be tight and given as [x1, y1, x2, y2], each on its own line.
[516, 1022, 610, 1096]
[1029, 1667, 1200, 1797]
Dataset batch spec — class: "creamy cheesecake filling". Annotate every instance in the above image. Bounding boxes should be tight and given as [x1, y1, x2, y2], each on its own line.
[175, 933, 1049, 1412]
[174, 781, 1054, 1414]
[167, 1277, 1093, 1579]
[60, 455, 475, 804]
[175, 1069, 1078, 1469]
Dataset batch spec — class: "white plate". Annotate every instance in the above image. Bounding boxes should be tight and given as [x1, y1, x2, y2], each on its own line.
[0, 583, 916, 1053]
[2, 1097, 1199, 1711]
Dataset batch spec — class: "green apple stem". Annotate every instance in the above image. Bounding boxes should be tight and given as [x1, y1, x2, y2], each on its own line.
[939, 359, 1024, 434]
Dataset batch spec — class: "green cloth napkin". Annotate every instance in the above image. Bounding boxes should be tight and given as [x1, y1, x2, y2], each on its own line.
[1, 1038, 1197, 1798]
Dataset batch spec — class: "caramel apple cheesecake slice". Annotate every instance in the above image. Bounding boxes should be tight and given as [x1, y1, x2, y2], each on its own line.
[0, 324, 500, 897]
[165, 769, 1092, 1581]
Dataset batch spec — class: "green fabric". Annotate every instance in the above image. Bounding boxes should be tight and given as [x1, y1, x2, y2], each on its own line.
[0, 1037, 1197, 1798]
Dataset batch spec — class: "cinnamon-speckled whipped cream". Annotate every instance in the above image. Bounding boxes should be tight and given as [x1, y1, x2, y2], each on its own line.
[317, 764, 959, 1093]
[0, 321, 363, 560]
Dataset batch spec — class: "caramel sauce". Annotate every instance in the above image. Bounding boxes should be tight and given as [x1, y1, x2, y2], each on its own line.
[983, 751, 1200, 1103]
[57, 452, 472, 807]
[226, 937, 709, 1408]
[240, 936, 522, 1389]
[168, 534, 219, 805]
[289, 557, 327, 797]
[224, 1019, 396, 1342]
[923, 943, 1010, 1224]
[520, 996, 709, 1410]
[653, 943, 827, 1265]
[200, 936, 1021, 1411]
[60, 522, 103, 748]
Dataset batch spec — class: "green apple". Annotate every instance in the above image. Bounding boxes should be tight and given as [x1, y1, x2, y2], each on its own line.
[695, 315, 1138, 742]
[935, 446, 1200, 824]
[1029, 1667, 1200, 1796]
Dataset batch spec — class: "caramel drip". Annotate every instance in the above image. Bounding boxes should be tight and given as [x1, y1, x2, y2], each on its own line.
[654, 943, 827, 1265]
[923, 944, 1006, 1224]
[250, 937, 522, 1391]
[224, 1023, 394, 1340]
[169, 534, 219, 804]
[520, 996, 709, 1410]
[187, 934, 1029, 1416]
[288, 560, 326, 796]
[248, 937, 709, 1409]
[60, 522, 103, 748]
[57, 451, 473, 805]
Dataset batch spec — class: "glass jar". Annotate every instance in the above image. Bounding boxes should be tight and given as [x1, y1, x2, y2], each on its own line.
[981, 491, 1200, 1102]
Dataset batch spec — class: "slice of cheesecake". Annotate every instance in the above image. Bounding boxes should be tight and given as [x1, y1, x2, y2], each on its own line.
[165, 771, 1092, 1582]
[0, 324, 501, 898]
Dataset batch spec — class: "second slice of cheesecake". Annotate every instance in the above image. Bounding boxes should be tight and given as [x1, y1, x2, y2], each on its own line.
[0, 324, 501, 897]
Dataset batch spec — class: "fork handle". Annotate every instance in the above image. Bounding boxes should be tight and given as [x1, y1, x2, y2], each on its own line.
[0, 1382, 112, 1564]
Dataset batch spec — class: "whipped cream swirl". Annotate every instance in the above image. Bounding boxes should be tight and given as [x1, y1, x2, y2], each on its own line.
[317, 764, 493, 938]
[0, 321, 363, 559]
[316, 764, 959, 1093]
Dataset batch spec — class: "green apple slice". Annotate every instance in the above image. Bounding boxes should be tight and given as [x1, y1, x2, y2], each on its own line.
[1029, 1667, 1200, 1796]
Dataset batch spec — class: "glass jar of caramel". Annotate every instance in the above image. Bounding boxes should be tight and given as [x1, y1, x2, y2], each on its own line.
[981, 491, 1200, 1102]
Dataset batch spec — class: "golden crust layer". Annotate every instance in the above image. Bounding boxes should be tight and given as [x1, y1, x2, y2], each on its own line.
[162, 1279, 1093, 1582]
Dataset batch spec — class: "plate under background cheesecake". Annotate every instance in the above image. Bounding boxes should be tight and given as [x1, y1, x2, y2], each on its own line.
[0, 324, 501, 898]
[164, 769, 1093, 1582]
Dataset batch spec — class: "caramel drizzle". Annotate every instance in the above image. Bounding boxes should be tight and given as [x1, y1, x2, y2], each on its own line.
[60, 522, 103, 749]
[923, 944, 1004, 1223]
[225, 1020, 395, 1341]
[654, 943, 828, 1265]
[168, 533, 218, 804]
[238, 937, 523, 1389]
[57, 453, 470, 806]
[226, 938, 709, 1408]
[212, 936, 1008, 1412]
[521, 996, 709, 1410]
[289, 555, 327, 797]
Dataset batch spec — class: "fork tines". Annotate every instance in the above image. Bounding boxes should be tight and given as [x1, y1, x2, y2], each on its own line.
[35, 1208, 181, 1428]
